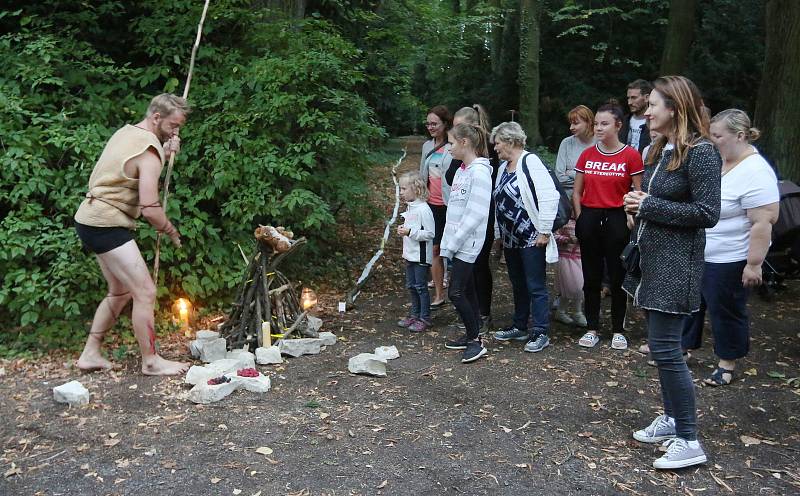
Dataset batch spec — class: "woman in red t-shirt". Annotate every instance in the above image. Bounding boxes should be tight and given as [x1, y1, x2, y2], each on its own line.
[573, 103, 643, 350]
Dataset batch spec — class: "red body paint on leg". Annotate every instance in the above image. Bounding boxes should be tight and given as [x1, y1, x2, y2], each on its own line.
[147, 323, 156, 354]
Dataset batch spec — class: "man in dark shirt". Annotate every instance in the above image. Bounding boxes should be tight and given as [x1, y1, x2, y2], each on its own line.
[619, 79, 653, 154]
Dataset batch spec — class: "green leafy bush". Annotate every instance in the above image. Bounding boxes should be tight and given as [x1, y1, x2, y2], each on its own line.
[0, 3, 384, 349]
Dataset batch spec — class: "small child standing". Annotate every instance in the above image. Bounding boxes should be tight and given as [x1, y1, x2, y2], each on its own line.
[397, 172, 436, 332]
[554, 218, 587, 326]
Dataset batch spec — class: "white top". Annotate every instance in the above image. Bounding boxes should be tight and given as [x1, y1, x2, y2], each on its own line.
[628, 115, 647, 150]
[705, 153, 779, 263]
[401, 200, 435, 264]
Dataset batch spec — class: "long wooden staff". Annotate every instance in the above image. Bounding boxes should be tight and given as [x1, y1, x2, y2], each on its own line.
[152, 0, 211, 282]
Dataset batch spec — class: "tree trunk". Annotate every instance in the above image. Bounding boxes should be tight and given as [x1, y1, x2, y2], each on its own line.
[754, 0, 800, 181]
[518, 0, 542, 145]
[490, 0, 503, 77]
[659, 0, 697, 75]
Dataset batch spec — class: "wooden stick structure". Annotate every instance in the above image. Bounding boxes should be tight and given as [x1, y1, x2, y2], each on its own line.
[152, 0, 212, 282]
[218, 232, 314, 350]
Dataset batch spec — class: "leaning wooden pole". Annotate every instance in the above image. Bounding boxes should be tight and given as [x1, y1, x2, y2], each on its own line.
[152, 0, 212, 282]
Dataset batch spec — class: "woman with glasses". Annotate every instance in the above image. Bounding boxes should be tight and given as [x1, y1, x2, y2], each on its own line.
[420, 105, 453, 308]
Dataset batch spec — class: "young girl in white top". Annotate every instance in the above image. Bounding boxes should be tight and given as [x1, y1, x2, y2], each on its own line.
[397, 172, 436, 332]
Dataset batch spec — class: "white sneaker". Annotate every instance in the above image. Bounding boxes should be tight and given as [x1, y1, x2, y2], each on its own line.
[633, 414, 676, 443]
[555, 310, 574, 325]
[573, 312, 587, 327]
[611, 333, 628, 350]
[653, 438, 707, 470]
[578, 332, 600, 348]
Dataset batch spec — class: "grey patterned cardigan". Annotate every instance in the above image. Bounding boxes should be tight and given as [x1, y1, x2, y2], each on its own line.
[623, 140, 721, 315]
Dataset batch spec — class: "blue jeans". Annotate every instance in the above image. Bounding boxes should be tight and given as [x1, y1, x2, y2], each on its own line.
[504, 245, 549, 335]
[682, 261, 750, 360]
[406, 261, 431, 321]
[648, 310, 698, 440]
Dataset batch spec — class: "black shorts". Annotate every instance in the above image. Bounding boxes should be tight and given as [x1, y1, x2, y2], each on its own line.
[429, 203, 447, 245]
[75, 222, 134, 254]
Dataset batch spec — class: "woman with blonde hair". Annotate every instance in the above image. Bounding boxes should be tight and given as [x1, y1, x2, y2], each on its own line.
[555, 105, 596, 199]
[623, 76, 721, 469]
[681, 109, 779, 386]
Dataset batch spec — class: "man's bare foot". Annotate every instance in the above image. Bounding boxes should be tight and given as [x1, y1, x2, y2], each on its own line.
[77, 352, 114, 372]
[142, 355, 189, 376]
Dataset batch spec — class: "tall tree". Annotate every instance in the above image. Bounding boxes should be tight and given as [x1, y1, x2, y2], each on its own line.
[518, 0, 542, 145]
[659, 0, 697, 75]
[754, 0, 800, 180]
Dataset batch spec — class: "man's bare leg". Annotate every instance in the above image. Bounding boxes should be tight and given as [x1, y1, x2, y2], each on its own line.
[77, 256, 132, 371]
[93, 240, 188, 375]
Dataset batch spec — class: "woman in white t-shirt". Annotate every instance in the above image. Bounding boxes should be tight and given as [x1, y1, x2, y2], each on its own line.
[681, 109, 779, 386]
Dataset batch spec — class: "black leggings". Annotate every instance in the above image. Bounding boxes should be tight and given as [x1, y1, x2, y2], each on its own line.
[575, 207, 629, 334]
[449, 258, 481, 340]
[472, 231, 494, 317]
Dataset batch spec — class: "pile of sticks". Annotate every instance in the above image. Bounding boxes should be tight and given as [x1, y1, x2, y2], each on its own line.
[219, 236, 314, 350]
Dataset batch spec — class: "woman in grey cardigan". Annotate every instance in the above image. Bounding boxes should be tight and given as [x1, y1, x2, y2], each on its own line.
[622, 76, 721, 470]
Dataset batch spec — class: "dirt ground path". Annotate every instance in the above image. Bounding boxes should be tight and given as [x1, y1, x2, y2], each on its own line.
[2, 138, 799, 495]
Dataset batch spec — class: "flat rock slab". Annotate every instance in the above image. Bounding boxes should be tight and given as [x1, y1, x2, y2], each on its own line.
[188, 380, 239, 404]
[278, 338, 322, 357]
[196, 330, 220, 340]
[229, 373, 271, 393]
[185, 358, 240, 385]
[307, 315, 323, 333]
[348, 353, 387, 377]
[53, 380, 90, 406]
[255, 346, 283, 365]
[374, 345, 400, 360]
[226, 349, 256, 365]
[200, 338, 227, 363]
[319, 332, 337, 346]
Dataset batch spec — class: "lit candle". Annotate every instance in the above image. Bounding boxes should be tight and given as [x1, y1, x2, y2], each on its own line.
[300, 288, 317, 310]
[176, 298, 191, 336]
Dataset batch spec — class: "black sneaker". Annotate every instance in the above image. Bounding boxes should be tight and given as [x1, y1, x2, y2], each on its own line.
[445, 334, 470, 350]
[461, 340, 488, 363]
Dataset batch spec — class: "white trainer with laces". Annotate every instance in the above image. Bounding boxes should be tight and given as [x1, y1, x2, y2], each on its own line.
[633, 414, 676, 443]
[653, 438, 707, 470]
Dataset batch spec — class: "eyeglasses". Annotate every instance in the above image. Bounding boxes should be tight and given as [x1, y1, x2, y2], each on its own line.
[424, 122, 441, 128]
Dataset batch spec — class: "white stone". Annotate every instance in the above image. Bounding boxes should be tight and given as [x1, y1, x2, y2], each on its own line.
[228, 373, 271, 393]
[200, 338, 227, 363]
[188, 380, 239, 404]
[348, 353, 387, 377]
[278, 338, 322, 357]
[188, 340, 203, 358]
[307, 315, 323, 333]
[184, 358, 242, 386]
[226, 350, 256, 369]
[53, 380, 90, 406]
[255, 346, 283, 365]
[374, 345, 400, 360]
[319, 332, 337, 346]
[196, 330, 220, 341]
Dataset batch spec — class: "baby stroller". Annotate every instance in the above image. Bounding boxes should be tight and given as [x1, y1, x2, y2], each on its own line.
[760, 180, 800, 300]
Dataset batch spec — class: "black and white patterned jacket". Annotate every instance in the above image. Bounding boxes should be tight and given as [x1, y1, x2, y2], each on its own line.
[623, 140, 721, 315]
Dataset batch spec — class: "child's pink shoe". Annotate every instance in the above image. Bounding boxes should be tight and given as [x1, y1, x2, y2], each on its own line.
[409, 319, 431, 333]
[397, 316, 417, 328]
